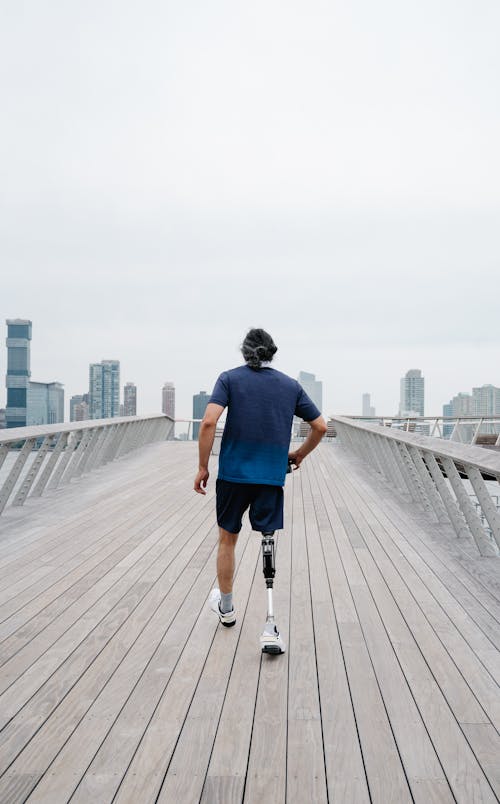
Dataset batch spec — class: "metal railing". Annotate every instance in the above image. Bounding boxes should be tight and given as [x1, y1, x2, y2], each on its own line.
[343, 415, 500, 445]
[332, 415, 500, 557]
[0, 415, 174, 516]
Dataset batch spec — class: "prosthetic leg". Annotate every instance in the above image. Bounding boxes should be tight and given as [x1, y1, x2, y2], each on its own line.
[259, 531, 286, 654]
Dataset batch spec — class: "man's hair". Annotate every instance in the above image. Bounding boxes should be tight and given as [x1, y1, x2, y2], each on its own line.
[241, 328, 278, 369]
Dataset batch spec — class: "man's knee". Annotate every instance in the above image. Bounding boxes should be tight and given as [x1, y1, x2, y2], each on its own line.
[219, 528, 238, 546]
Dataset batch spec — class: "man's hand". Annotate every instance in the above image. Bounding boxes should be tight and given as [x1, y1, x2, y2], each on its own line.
[288, 416, 327, 471]
[288, 450, 303, 470]
[194, 468, 209, 495]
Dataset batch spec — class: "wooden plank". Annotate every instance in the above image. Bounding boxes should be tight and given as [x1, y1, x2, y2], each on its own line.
[309, 460, 414, 803]
[243, 479, 293, 804]
[286, 469, 328, 803]
[301, 461, 370, 803]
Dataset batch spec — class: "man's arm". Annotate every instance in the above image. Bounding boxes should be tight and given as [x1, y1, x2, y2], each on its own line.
[288, 415, 328, 469]
[194, 403, 225, 494]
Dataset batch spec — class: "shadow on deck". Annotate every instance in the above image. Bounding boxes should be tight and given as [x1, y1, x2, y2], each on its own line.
[0, 442, 499, 803]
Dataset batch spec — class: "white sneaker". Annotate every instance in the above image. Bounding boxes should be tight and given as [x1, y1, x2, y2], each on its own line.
[209, 588, 236, 627]
[260, 622, 286, 654]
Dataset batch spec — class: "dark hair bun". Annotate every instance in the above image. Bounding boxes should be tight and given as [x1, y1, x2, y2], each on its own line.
[241, 329, 278, 368]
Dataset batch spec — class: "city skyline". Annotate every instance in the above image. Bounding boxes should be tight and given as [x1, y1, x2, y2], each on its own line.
[2, 318, 500, 424]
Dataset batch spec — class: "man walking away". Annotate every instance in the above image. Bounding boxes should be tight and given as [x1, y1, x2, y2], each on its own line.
[194, 328, 327, 652]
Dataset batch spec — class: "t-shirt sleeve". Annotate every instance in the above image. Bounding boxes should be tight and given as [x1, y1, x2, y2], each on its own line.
[209, 372, 230, 408]
[294, 384, 321, 422]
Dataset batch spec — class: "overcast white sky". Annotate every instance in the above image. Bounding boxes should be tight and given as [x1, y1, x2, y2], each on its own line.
[1, 1, 499, 427]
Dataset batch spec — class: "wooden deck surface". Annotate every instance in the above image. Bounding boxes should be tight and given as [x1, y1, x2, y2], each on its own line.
[0, 441, 499, 804]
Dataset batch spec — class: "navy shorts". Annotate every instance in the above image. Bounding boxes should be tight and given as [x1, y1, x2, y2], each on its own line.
[216, 479, 284, 534]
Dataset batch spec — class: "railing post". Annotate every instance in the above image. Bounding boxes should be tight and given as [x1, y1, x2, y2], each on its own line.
[32, 432, 69, 497]
[73, 426, 101, 478]
[47, 431, 79, 490]
[421, 452, 469, 539]
[407, 446, 448, 523]
[464, 464, 500, 551]
[440, 457, 497, 556]
[0, 438, 36, 514]
[61, 429, 91, 484]
[12, 435, 55, 506]
[68, 428, 95, 480]
[81, 426, 108, 474]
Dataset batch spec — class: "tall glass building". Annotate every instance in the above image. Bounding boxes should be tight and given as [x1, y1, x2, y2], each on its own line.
[5, 319, 32, 428]
[399, 369, 425, 417]
[89, 360, 120, 419]
[123, 382, 137, 416]
[27, 382, 64, 425]
[162, 382, 175, 419]
[192, 391, 209, 440]
[297, 371, 323, 412]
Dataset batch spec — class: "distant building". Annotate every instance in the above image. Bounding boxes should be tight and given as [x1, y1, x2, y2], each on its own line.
[0, 409, 5, 429]
[399, 369, 424, 417]
[123, 382, 137, 416]
[27, 381, 64, 425]
[472, 384, 500, 416]
[442, 402, 454, 438]
[5, 319, 64, 427]
[5, 318, 32, 428]
[298, 371, 323, 412]
[448, 392, 474, 417]
[70, 393, 90, 422]
[362, 393, 376, 417]
[193, 391, 209, 440]
[162, 382, 175, 419]
[89, 360, 120, 419]
[443, 384, 500, 426]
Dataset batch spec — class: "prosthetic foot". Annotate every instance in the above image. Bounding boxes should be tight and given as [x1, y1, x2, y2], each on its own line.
[259, 531, 286, 655]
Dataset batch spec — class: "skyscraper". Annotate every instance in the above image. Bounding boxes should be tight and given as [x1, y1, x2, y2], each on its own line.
[123, 382, 137, 416]
[193, 391, 209, 440]
[399, 369, 424, 417]
[362, 393, 376, 417]
[298, 371, 323, 412]
[89, 360, 120, 419]
[162, 382, 175, 418]
[5, 318, 32, 428]
[5, 319, 64, 427]
[472, 384, 500, 415]
[162, 382, 175, 439]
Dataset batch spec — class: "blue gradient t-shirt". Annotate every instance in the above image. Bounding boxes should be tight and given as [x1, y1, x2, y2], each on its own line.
[209, 365, 321, 486]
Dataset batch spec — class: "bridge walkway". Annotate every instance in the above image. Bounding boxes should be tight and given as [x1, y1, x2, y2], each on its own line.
[0, 442, 499, 803]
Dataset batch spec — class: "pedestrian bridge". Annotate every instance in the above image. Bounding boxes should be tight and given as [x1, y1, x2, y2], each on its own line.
[0, 420, 499, 803]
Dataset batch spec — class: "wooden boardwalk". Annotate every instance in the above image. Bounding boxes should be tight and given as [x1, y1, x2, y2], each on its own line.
[0, 441, 499, 804]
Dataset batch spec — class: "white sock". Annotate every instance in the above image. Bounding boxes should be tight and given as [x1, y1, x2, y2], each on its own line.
[220, 591, 233, 613]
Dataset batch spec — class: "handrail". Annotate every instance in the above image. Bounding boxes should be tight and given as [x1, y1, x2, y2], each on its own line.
[0, 415, 174, 516]
[334, 415, 500, 445]
[331, 415, 500, 557]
